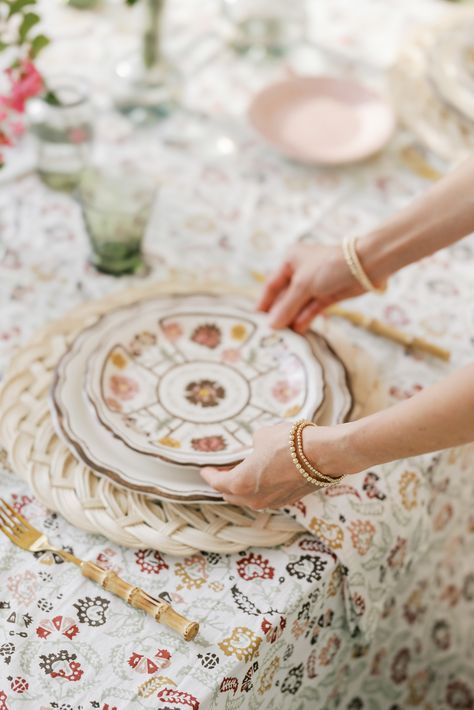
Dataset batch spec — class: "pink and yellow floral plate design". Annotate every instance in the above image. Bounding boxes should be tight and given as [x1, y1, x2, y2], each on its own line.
[85, 300, 325, 466]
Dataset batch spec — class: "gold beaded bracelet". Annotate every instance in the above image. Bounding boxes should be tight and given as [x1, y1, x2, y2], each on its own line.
[295, 421, 342, 483]
[342, 235, 387, 294]
[289, 420, 346, 488]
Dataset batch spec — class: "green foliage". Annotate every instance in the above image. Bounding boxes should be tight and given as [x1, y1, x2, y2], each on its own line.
[0, 0, 50, 59]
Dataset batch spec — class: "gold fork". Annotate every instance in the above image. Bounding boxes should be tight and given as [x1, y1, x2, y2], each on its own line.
[0, 498, 199, 641]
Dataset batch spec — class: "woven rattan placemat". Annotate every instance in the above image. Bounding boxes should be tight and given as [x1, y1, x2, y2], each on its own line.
[0, 281, 382, 554]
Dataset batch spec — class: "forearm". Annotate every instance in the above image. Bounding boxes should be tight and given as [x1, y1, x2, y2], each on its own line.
[358, 155, 474, 283]
[307, 362, 474, 475]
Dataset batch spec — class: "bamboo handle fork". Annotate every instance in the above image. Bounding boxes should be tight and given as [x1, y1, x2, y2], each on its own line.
[0, 498, 199, 641]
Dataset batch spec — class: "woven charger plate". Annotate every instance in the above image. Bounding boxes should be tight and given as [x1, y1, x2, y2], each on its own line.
[0, 281, 383, 555]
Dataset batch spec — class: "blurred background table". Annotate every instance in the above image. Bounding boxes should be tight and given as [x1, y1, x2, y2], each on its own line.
[1, 1, 474, 708]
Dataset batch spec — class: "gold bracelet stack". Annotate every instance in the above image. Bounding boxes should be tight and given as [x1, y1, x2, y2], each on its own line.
[342, 235, 387, 294]
[289, 420, 346, 488]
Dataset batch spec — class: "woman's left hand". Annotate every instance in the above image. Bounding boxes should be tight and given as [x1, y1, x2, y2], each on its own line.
[200, 422, 316, 510]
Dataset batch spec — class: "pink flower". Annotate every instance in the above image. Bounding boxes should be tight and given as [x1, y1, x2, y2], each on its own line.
[162, 321, 183, 342]
[109, 375, 139, 401]
[221, 348, 241, 364]
[1, 60, 43, 113]
[191, 435, 226, 453]
[272, 379, 301, 404]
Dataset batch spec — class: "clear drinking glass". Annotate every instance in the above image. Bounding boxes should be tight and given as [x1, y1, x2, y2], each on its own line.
[222, 0, 305, 57]
[27, 75, 93, 191]
[113, 0, 179, 124]
[79, 169, 157, 275]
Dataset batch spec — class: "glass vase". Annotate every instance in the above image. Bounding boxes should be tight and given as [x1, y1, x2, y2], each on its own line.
[113, 0, 178, 124]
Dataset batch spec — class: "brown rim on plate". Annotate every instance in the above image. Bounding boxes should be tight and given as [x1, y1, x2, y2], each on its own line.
[50, 293, 352, 502]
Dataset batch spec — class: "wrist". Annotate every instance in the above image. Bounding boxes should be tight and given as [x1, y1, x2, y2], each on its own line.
[303, 421, 370, 477]
[357, 224, 408, 284]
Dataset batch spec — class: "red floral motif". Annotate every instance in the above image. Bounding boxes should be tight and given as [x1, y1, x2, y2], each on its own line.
[391, 648, 411, 684]
[324, 485, 361, 499]
[351, 593, 366, 617]
[261, 616, 286, 644]
[446, 679, 474, 709]
[10, 494, 34, 514]
[388, 537, 408, 570]
[191, 435, 226, 453]
[271, 379, 301, 404]
[363, 472, 386, 501]
[384, 304, 410, 326]
[293, 500, 306, 516]
[134, 549, 169, 574]
[0, 690, 7, 710]
[185, 379, 225, 408]
[237, 553, 275, 581]
[191, 323, 221, 349]
[109, 375, 139, 401]
[128, 649, 171, 674]
[36, 615, 79, 640]
[220, 677, 238, 695]
[389, 384, 423, 400]
[10, 677, 28, 694]
[319, 635, 341, 666]
[39, 650, 84, 682]
[156, 689, 199, 709]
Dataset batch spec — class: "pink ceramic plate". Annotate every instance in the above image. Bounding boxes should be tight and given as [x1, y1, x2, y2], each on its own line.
[248, 75, 395, 165]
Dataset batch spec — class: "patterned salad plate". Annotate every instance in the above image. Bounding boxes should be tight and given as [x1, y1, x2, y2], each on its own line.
[50, 294, 352, 503]
[85, 296, 325, 466]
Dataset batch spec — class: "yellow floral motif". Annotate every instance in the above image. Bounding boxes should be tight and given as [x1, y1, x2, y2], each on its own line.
[231, 324, 247, 341]
[219, 626, 262, 663]
[399, 471, 420, 510]
[175, 554, 207, 591]
[251, 270, 266, 283]
[309, 517, 344, 550]
[348, 519, 376, 556]
[138, 676, 176, 698]
[327, 567, 344, 597]
[110, 351, 127, 369]
[159, 436, 181, 449]
[209, 581, 224, 592]
[284, 405, 301, 418]
[258, 656, 280, 694]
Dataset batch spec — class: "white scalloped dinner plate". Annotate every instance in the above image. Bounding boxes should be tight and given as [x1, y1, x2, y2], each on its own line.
[50, 294, 352, 503]
[84, 296, 325, 467]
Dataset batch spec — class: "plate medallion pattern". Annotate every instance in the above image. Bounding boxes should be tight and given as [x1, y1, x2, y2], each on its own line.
[87, 307, 324, 466]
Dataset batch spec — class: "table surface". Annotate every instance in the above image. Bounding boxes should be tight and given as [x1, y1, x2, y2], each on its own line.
[1, 1, 474, 709]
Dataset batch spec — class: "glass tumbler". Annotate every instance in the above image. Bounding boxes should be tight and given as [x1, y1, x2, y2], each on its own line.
[28, 75, 93, 191]
[222, 0, 305, 57]
[79, 168, 157, 276]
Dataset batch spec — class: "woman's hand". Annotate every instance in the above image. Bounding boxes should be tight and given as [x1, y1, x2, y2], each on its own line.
[200, 421, 359, 510]
[257, 243, 363, 332]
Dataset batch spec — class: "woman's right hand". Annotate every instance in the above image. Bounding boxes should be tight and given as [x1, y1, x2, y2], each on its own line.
[257, 242, 363, 332]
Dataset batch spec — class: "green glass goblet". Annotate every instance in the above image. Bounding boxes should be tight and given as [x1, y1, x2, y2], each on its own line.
[79, 169, 157, 276]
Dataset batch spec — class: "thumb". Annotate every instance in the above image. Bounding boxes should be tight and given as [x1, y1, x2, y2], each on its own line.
[200, 466, 234, 493]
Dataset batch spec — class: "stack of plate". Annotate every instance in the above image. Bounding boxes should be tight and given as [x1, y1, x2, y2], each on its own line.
[50, 293, 352, 504]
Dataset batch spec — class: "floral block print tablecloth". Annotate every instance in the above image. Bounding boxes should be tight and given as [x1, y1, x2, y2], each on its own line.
[2, 0, 474, 708]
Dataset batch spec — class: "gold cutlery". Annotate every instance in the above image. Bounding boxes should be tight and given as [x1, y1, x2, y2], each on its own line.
[0, 498, 199, 641]
[326, 305, 451, 362]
